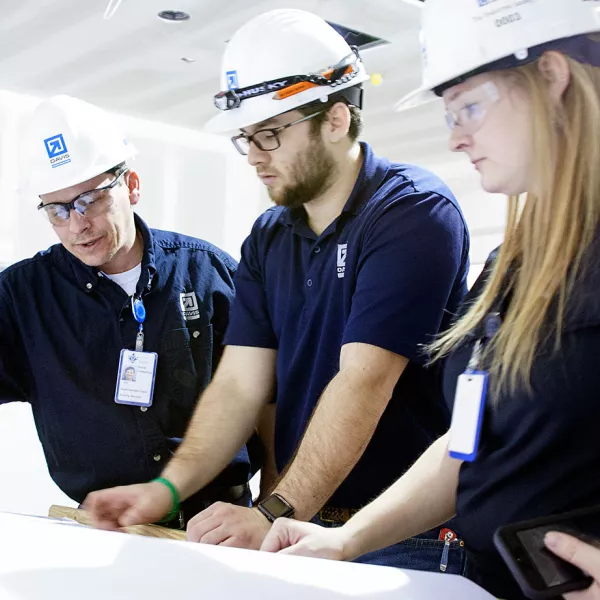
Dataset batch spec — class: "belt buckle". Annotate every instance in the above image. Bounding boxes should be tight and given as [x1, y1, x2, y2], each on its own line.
[319, 506, 347, 524]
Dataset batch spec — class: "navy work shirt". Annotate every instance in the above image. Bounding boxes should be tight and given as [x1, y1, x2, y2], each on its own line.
[444, 246, 600, 599]
[225, 143, 470, 509]
[0, 214, 250, 509]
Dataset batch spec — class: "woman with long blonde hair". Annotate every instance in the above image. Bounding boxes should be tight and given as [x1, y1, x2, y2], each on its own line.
[258, 1, 600, 598]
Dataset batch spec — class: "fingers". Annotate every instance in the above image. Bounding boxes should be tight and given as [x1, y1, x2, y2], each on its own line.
[187, 516, 227, 544]
[118, 504, 151, 528]
[83, 489, 130, 530]
[260, 518, 295, 552]
[545, 532, 600, 578]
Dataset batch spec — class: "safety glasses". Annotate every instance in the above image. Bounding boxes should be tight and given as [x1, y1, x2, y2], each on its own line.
[444, 81, 500, 135]
[37, 166, 127, 227]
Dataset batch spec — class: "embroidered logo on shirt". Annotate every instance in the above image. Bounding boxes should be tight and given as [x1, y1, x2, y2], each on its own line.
[179, 291, 200, 321]
[337, 244, 348, 279]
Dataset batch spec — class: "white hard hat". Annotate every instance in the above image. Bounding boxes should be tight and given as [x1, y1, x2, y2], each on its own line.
[205, 9, 370, 133]
[22, 95, 137, 196]
[397, 0, 600, 110]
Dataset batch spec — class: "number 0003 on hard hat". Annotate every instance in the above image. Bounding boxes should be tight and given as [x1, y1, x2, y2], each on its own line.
[397, 0, 600, 110]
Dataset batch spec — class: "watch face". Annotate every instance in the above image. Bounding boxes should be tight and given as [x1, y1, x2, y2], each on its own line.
[261, 494, 292, 518]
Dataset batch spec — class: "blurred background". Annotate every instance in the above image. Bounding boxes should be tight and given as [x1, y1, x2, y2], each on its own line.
[0, 0, 506, 515]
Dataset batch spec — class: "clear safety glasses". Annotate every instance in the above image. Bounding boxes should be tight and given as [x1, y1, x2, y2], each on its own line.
[37, 166, 127, 227]
[444, 81, 501, 135]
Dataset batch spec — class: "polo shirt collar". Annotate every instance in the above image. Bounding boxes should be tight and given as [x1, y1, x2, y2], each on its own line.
[64, 213, 157, 295]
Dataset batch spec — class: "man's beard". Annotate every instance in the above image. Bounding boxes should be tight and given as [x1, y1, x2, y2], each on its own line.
[269, 136, 336, 210]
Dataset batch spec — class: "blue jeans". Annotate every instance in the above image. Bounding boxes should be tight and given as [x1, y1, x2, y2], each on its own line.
[312, 516, 466, 574]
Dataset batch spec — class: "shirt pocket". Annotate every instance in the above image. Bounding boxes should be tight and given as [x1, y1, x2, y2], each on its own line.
[159, 325, 213, 398]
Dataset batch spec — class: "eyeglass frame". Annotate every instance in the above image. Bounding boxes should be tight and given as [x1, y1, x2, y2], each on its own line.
[37, 166, 128, 225]
[444, 81, 501, 135]
[231, 110, 326, 156]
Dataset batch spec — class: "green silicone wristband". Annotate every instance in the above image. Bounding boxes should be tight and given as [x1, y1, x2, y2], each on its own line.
[152, 477, 181, 523]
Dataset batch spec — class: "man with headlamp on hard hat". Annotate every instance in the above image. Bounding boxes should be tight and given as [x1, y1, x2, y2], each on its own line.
[86, 9, 469, 572]
[0, 95, 254, 527]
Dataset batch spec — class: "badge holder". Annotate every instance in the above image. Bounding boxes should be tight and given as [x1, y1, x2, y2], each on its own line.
[448, 313, 501, 462]
[114, 297, 158, 408]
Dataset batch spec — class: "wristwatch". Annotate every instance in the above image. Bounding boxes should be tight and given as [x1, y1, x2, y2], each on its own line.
[257, 493, 295, 522]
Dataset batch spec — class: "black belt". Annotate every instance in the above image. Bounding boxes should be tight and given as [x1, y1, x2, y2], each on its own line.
[161, 482, 250, 530]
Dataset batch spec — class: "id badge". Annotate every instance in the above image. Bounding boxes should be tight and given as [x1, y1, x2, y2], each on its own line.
[114, 349, 158, 407]
[448, 371, 488, 462]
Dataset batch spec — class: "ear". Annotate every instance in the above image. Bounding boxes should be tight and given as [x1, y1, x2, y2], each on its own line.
[322, 102, 351, 144]
[537, 51, 571, 101]
[126, 170, 141, 206]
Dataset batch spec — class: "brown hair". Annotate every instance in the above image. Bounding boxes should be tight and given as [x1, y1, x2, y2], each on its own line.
[298, 97, 363, 141]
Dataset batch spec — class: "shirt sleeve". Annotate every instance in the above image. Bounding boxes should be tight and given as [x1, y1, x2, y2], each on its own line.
[0, 290, 29, 405]
[224, 230, 278, 349]
[342, 192, 468, 365]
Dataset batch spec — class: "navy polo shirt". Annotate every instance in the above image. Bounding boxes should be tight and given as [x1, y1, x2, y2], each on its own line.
[443, 246, 600, 599]
[225, 142, 470, 509]
[0, 214, 250, 509]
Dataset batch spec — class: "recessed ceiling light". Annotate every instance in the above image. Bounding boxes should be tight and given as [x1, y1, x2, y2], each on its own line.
[157, 10, 191, 22]
[181, 57, 196, 63]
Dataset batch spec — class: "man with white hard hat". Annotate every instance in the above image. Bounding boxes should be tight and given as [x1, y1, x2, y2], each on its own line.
[0, 95, 256, 527]
[87, 9, 470, 571]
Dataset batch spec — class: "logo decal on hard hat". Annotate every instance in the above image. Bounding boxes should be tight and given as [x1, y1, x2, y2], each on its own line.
[226, 71, 239, 90]
[43, 134, 71, 168]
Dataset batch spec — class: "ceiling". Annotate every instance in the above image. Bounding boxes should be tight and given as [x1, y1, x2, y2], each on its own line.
[0, 0, 431, 155]
[0, 0, 505, 265]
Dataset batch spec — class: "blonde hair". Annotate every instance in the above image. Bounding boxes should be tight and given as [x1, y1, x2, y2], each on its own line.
[430, 57, 600, 395]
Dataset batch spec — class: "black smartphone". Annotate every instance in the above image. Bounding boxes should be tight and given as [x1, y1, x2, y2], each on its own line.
[494, 505, 600, 599]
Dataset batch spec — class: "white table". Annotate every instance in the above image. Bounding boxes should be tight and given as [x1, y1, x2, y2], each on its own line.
[0, 513, 495, 599]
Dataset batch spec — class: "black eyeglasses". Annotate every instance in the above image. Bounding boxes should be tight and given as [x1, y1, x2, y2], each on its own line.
[231, 110, 325, 156]
[37, 167, 128, 227]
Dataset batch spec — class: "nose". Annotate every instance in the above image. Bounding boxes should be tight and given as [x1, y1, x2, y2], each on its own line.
[449, 127, 472, 153]
[247, 141, 271, 168]
[68, 209, 91, 235]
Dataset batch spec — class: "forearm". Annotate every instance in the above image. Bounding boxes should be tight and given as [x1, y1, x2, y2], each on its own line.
[342, 432, 459, 559]
[162, 377, 265, 500]
[274, 372, 388, 521]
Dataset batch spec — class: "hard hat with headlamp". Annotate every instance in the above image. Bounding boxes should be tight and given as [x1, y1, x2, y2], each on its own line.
[205, 9, 370, 133]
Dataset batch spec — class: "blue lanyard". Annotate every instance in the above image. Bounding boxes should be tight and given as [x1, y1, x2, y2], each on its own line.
[131, 296, 146, 351]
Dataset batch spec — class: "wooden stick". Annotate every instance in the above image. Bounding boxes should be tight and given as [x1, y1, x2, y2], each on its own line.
[48, 505, 187, 541]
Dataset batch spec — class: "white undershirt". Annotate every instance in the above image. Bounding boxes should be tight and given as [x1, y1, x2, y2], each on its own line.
[102, 263, 142, 296]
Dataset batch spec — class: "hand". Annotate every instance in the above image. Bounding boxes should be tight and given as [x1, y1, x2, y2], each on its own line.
[84, 481, 173, 531]
[186, 503, 271, 549]
[260, 518, 352, 560]
[545, 531, 600, 599]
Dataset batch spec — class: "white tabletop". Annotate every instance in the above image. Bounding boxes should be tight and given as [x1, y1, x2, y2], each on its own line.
[0, 513, 495, 600]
